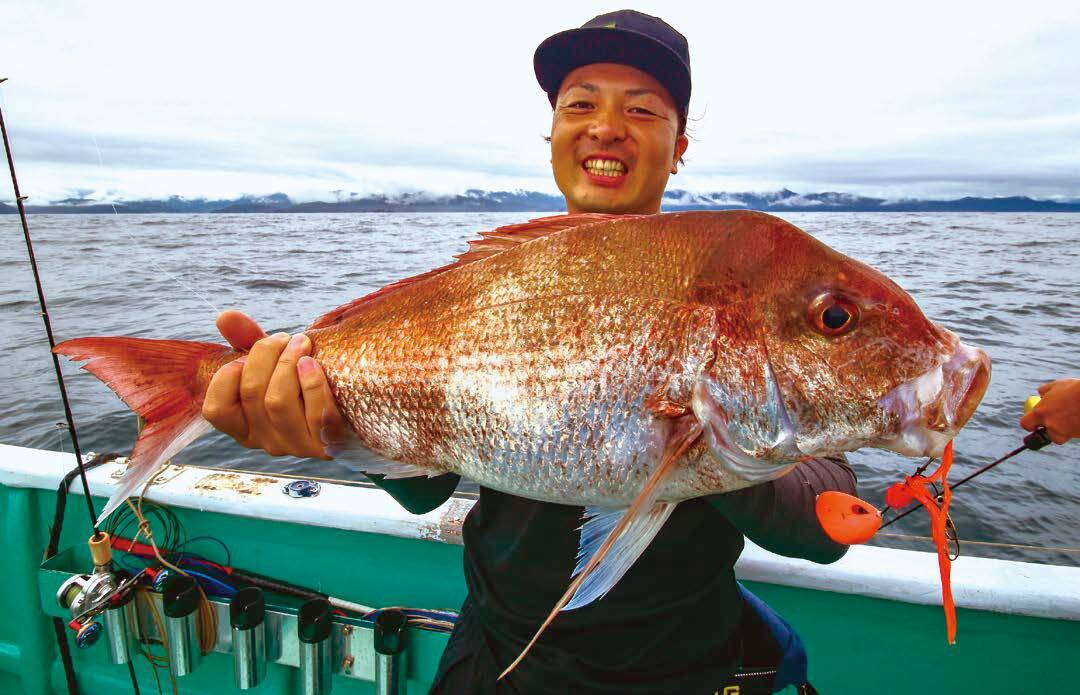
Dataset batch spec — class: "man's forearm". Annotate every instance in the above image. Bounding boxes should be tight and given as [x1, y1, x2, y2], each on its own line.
[365, 473, 461, 515]
[707, 455, 857, 564]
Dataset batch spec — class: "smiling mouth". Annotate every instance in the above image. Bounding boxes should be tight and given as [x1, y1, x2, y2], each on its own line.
[582, 157, 628, 179]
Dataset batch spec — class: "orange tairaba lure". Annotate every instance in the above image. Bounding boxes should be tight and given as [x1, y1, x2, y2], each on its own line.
[886, 440, 957, 644]
[817, 440, 958, 644]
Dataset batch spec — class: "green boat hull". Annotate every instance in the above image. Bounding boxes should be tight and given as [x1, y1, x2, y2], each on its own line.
[2, 449, 1078, 694]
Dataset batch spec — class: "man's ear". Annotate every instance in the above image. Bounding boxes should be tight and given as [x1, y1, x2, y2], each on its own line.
[671, 134, 689, 174]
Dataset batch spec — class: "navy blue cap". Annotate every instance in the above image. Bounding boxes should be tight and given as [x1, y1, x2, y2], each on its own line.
[534, 10, 691, 114]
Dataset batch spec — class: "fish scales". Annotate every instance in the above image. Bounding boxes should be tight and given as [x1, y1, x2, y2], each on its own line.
[317, 294, 717, 506]
[308, 215, 760, 505]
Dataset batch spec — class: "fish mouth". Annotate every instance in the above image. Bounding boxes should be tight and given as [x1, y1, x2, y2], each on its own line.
[877, 340, 991, 457]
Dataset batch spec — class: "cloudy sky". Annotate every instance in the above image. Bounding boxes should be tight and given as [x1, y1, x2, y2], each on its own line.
[2, 0, 1078, 203]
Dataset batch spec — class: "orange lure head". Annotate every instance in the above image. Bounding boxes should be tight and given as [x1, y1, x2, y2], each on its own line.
[815, 491, 882, 545]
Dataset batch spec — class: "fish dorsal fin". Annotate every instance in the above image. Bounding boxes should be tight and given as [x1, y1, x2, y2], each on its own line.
[453, 212, 626, 264]
[308, 213, 627, 329]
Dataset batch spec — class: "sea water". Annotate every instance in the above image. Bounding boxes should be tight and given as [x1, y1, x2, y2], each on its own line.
[1, 212, 1077, 566]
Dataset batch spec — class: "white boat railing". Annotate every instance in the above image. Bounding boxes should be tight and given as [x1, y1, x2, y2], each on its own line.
[3, 442, 1078, 622]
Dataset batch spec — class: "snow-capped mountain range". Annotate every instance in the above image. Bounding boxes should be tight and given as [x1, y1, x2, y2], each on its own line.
[3, 188, 1078, 214]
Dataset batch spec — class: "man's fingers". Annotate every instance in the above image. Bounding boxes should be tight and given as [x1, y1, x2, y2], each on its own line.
[216, 310, 267, 351]
[239, 333, 291, 455]
[1037, 381, 1059, 396]
[1047, 428, 1070, 445]
[1041, 414, 1075, 445]
[265, 334, 322, 456]
[298, 356, 346, 459]
[203, 358, 248, 441]
[1019, 411, 1040, 432]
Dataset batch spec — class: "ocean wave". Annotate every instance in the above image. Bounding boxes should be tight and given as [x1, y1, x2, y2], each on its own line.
[241, 278, 304, 289]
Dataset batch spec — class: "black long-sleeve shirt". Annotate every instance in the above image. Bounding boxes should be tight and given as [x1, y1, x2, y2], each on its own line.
[371, 456, 857, 693]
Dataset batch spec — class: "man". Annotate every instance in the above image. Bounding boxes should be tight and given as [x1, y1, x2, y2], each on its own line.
[204, 11, 855, 692]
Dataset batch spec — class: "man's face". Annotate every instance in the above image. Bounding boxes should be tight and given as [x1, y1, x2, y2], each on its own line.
[550, 62, 688, 215]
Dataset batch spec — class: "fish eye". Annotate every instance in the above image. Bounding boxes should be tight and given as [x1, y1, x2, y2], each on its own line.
[808, 293, 860, 336]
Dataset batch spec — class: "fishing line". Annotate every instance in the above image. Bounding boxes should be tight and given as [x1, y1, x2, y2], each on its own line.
[880, 427, 1051, 531]
[137, 589, 179, 695]
[0, 78, 100, 534]
[876, 532, 1080, 555]
[89, 134, 222, 316]
[136, 484, 219, 652]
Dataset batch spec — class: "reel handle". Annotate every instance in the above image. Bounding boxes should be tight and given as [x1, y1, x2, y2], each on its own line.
[1022, 396, 1052, 450]
[1024, 426, 1052, 451]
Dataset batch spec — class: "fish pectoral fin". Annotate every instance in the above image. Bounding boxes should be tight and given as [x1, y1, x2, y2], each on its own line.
[326, 432, 441, 479]
[499, 416, 702, 680]
[565, 501, 678, 611]
[692, 375, 796, 483]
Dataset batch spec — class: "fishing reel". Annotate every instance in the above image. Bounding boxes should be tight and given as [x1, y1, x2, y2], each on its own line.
[57, 571, 121, 647]
[56, 531, 141, 662]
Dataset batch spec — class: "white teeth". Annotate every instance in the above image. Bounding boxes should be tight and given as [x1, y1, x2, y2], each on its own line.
[584, 158, 627, 177]
[915, 366, 944, 408]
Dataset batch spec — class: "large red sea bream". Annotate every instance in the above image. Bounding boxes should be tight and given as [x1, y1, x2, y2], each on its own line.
[55, 210, 990, 672]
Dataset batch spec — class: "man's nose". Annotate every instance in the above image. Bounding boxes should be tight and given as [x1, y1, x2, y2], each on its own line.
[587, 107, 627, 143]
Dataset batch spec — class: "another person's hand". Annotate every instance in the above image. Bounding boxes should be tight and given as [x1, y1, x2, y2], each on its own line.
[1019, 378, 1080, 445]
[202, 310, 346, 458]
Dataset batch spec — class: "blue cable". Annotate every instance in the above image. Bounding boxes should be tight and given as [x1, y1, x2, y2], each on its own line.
[181, 569, 238, 598]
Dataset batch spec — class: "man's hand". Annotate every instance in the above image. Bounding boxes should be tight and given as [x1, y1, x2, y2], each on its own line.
[202, 310, 346, 458]
[1020, 378, 1080, 445]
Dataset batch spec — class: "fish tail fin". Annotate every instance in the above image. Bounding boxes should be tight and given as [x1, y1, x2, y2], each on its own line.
[54, 337, 237, 522]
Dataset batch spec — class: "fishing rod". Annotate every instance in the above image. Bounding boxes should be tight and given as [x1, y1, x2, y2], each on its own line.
[817, 397, 1061, 546]
[0, 78, 100, 535]
[880, 422, 1054, 531]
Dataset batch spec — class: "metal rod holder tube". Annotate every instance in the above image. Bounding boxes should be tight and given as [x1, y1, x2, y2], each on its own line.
[230, 587, 267, 689]
[373, 610, 408, 695]
[103, 592, 137, 665]
[162, 574, 202, 677]
[298, 598, 333, 695]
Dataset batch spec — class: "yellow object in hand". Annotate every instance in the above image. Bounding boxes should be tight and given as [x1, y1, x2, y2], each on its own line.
[1024, 395, 1042, 415]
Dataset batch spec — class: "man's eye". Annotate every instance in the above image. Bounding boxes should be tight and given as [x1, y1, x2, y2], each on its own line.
[630, 107, 657, 115]
[566, 101, 593, 109]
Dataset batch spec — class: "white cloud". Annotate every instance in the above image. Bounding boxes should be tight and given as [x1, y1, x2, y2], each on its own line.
[2, 0, 1078, 202]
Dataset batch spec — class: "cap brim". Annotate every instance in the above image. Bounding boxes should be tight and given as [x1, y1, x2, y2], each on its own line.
[534, 26, 690, 111]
